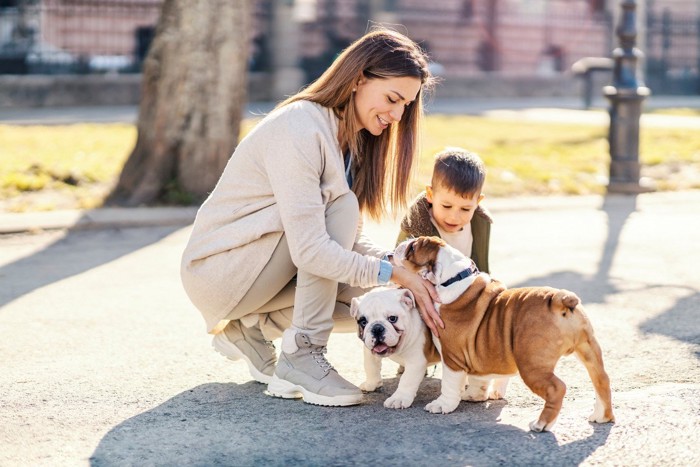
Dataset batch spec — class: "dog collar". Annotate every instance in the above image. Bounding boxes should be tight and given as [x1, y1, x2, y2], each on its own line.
[440, 263, 479, 287]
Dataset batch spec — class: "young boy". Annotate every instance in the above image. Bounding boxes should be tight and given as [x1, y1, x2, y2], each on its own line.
[396, 147, 492, 273]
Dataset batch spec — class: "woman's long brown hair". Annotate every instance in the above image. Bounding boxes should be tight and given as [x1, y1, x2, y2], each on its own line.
[278, 28, 434, 220]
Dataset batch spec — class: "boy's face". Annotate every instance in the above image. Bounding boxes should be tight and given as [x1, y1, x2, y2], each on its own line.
[426, 184, 484, 233]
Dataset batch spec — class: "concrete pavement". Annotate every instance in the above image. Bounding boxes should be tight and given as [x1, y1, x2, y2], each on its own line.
[0, 206, 198, 235]
[1, 190, 700, 466]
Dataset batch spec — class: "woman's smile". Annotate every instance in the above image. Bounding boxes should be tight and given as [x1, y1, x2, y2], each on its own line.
[354, 75, 421, 136]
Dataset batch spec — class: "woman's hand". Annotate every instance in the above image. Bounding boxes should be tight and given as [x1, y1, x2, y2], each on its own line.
[390, 266, 443, 335]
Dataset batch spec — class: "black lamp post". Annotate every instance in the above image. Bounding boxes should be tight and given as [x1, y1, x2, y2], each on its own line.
[603, 0, 653, 194]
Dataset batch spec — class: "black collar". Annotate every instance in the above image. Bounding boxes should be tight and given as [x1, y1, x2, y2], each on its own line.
[440, 264, 479, 287]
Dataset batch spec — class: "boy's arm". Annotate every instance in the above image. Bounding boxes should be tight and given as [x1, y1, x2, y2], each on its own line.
[471, 207, 493, 274]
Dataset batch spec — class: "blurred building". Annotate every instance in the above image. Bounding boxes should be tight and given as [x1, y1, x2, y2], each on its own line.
[0, 0, 160, 74]
[0, 0, 698, 103]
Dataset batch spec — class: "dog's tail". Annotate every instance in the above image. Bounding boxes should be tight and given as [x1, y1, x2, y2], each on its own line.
[551, 289, 580, 316]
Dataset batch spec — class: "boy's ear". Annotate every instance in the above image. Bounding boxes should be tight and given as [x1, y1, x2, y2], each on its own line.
[425, 185, 433, 203]
[477, 193, 485, 204]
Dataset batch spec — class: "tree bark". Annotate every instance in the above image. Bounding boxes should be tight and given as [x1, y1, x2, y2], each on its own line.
[107, 0, 251, 206]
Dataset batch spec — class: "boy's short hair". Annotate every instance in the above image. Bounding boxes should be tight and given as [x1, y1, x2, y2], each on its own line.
[431, 147, 486, 196]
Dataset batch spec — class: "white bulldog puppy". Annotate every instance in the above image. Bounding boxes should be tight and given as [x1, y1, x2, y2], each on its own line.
[350, 287, 440, 409]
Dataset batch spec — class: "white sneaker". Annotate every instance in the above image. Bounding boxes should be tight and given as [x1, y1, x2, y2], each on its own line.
[267, 332, 362, 406]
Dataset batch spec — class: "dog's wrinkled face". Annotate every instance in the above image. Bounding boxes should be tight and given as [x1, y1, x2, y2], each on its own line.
[350, 287, 416, 357]
[394, 236, 446, 284]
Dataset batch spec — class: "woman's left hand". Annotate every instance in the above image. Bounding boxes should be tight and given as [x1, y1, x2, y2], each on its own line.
[389, 266, 443, 336]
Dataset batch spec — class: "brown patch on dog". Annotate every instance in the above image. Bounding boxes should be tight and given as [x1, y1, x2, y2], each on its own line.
[403, 236, 445, 274]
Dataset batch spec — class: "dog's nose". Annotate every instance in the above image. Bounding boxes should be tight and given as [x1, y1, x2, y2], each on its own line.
[371, 323, 384, 338]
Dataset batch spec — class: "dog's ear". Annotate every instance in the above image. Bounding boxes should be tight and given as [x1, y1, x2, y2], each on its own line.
[400, 289, 415, 310]
[419, 261, 441, 284]
[350, 296, 361, 318]
[350, 297, 365, 339]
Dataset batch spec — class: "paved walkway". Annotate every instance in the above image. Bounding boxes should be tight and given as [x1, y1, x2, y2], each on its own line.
[1, 190, 699, 466]
[2, 95, 700, 125]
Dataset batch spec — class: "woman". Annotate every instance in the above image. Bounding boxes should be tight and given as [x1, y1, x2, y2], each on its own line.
[181, 28, 441, 407]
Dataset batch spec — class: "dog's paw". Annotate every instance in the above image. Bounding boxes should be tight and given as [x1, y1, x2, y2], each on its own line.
[360, 380, 383, 392]
[488, 379, 509, 400]
[384, 392, 414, 409]
[588, 415, 615, 423]
[425, 396, 459, 414]
[529, 420, 546, 432]
[529, 418, 556, 432]
[588, 411, 615, 424]
[460, 388, 488, 402]
[461, 379, 490, 401]
[588, 398, 615, 423]
[487, 387, 507, 400]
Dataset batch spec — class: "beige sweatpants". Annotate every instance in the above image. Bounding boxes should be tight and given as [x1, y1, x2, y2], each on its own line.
[224, 192, 369, 345]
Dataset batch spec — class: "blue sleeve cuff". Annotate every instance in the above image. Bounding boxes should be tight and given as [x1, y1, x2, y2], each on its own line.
[378, 259, 393, 285]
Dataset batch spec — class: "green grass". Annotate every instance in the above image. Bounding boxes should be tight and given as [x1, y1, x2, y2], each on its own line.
[421, 116, 610, 196]
[419, 115, 700, 196]
[1, 114, 699, 212]
[646, 107, 700, 117]
[0, 124, 136, 211]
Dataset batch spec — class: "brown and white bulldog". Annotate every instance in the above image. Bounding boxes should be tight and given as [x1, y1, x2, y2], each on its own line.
[350, 286, 440, 409]
[394, 236, 615, 432]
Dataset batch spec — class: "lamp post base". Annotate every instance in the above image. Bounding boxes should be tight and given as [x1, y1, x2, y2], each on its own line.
[604, 85, 651, 195]
[606, 181, 655, 195]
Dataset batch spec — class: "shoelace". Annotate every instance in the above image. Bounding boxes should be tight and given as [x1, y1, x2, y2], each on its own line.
[310, 346, 334, 372]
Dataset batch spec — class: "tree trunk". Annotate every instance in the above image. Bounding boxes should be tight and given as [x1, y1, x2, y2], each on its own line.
[107, 0, 251, 206]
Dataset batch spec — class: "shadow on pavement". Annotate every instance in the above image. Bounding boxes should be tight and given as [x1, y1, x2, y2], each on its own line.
[639, 291, 700, 359]
[505, 194, 700, 359]
[90, 380, 610, 466]
[0, 219, 181, 308]
[511, 194, 637, 306]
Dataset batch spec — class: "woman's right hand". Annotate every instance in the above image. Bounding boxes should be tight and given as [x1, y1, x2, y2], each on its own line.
[389, 266, 443, 336]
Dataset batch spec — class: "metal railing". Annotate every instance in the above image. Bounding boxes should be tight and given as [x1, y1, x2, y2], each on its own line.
[0, 0, 161, 74]
[646, 5, 700, 94]
[1, 0, 698, 96]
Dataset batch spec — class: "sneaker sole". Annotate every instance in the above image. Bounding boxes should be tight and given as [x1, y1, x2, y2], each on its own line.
[212, 333, 273, 385]
[266, 375, 363, 407]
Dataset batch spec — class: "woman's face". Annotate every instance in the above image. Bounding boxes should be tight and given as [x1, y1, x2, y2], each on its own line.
[353, 75, 422, 136]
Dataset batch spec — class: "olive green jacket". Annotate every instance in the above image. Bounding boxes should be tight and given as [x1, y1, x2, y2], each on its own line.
[396, 191, 493, 273]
